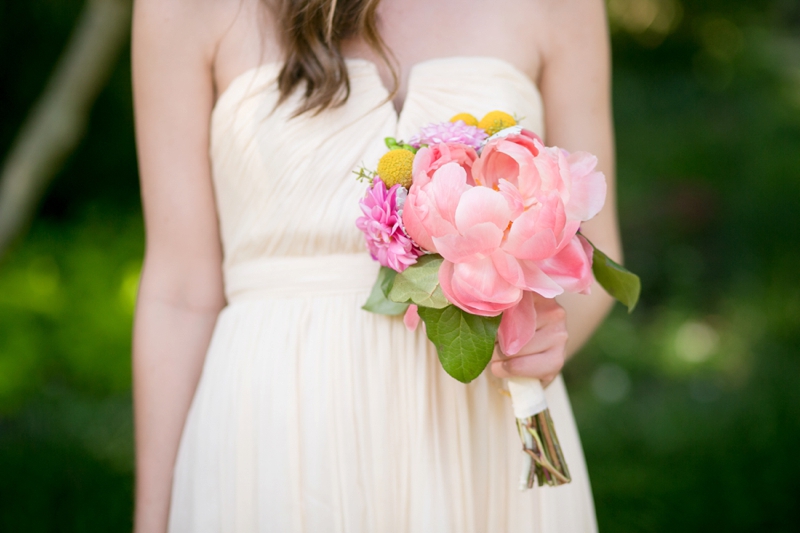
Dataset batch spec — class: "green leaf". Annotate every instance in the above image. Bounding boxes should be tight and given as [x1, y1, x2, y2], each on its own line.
[362, 267, 409, 315]
[417, 306, 502, 383]
[388, 254, 450, 309]
[591, 247, 641, 313]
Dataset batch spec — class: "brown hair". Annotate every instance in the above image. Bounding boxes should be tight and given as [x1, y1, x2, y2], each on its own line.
[265, 0, 396, 116]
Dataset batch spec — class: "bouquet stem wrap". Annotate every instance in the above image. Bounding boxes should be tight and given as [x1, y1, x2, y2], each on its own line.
[508, 377, 571, 489]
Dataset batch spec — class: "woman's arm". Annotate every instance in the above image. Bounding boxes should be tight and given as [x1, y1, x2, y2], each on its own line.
[541, 0, 620, 357]
[131, 1, 224, 530]
[492, 0, 619, 381]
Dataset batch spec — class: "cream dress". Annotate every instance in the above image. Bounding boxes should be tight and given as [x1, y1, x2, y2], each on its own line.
[168, 57, 597, 533]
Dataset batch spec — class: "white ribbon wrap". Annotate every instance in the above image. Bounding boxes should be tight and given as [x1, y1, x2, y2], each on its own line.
[508, 377, 547, 419]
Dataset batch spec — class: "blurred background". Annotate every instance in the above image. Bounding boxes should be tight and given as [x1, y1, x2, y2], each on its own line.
[1, 0, 799, 530]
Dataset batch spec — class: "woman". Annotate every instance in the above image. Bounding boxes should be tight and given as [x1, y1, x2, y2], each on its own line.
[132, 0, 620, 531]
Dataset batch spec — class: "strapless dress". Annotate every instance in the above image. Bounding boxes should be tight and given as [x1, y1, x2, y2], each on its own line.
[168, 56, 597, 533]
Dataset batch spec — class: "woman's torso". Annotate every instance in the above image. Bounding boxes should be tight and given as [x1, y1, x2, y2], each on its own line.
[212, 55, 544, 300]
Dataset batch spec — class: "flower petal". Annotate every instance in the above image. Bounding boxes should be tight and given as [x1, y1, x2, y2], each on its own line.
[411, 147, 434, 188]
[439, 258, 522, 316]
[564, 151, 607, 221]
[404, 305, 420, 331]
[503, 192, 572, 262]
[496, 142, 539, 199]
[403, 186, 437, 252]
[503, 207, 558, 261]
[473, 146, 514, 189]
[555, 220, 581, 253]
[533, 144, 565, 196]
[498, 291, 538, 355]
[454, 186, 512, 233]
[491, 250, 525, 287]
[431, 162, 469, 227]
[433, 222, 504, 263]
[498, 179, 524, 219]
[412, 143, 478, 186]
[517, 259, 564, 298]
[538, 234, 594, 294]
[490, 250, 562, 297]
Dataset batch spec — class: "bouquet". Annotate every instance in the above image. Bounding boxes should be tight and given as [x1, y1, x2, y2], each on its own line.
[356, 111, 640, 489]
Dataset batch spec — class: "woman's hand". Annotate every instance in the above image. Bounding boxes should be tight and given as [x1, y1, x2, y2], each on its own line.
[490, 295, 569, 387]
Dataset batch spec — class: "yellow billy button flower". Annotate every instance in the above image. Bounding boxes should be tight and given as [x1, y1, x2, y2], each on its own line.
[479, 110, 517, 136]
[449, 113, 479, 127]
[377, 149, 415, 189]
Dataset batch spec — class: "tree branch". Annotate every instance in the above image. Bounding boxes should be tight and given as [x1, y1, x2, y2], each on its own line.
[0, 0, 132, 260]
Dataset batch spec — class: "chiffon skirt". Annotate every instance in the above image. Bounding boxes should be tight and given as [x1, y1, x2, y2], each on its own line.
[168, 255, 597, 532]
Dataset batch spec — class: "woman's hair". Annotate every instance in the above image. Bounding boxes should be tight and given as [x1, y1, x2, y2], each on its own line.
[265, 0, 396, 115]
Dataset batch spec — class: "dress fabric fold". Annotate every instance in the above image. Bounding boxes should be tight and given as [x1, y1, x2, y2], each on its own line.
[168, 57, 598, 533]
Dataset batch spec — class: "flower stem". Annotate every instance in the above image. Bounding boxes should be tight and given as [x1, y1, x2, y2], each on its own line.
[516, 409, 571, 489]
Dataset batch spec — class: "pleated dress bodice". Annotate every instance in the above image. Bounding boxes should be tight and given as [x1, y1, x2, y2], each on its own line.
[209, 57, 544, 300]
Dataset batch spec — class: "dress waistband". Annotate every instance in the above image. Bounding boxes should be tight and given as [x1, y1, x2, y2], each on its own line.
[225, 253, 380, 302]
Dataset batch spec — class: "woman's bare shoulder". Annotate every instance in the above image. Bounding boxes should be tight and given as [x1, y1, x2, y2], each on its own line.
[534, 0, 609, 60]
[133, 0, 248, 68]
[211, 0, 283, 94]
[478, 0, 606, 81]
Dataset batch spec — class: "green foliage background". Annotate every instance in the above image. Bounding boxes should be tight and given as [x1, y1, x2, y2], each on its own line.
[1, 0, 799, 530]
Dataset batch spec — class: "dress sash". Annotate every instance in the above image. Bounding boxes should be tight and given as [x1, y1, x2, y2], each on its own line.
[225, 253, 379, 302]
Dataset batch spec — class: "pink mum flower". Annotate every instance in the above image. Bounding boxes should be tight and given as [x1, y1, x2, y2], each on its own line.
[356, 178, 422, 273]
[409, 120, 488, 150]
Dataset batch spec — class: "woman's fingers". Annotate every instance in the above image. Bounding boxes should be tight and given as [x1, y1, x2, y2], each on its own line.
[510, 320, 569, 359]
[490, 346, 564, 384]
[491, 296, 569, 384]
[530, 295, 566, 330]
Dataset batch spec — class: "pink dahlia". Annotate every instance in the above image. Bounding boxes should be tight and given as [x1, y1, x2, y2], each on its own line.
[408, 120, 488, 150]
[356, 178, 422, 272]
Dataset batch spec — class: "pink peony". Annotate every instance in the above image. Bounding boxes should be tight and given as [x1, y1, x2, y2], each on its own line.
[401, 129, 606, 355]
[408, 120, 488, 150]
[412, 142, 479, 186]
[403, 143, 478, 252]
[356, 178, 422, 272]
[473, 130, 606, 222]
